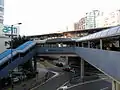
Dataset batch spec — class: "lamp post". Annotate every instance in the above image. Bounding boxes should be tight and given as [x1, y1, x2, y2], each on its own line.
[10, 23, 22, 62]
[10, 23, 22, 90]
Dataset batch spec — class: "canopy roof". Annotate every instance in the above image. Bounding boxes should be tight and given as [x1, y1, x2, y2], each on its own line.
[76, 26, 120, 42]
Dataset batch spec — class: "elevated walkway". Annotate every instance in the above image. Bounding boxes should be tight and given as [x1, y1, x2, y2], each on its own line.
[1, 41, 120, 86]
[37, 47, 120, 83]
[0, 41, 36, 78]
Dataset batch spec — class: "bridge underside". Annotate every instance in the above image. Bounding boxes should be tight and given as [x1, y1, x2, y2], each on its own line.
[37, 53, 78, 57]
[37, 47, 120, 84]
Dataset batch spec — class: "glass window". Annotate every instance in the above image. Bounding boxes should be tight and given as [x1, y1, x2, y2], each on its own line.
[107, 26, 120, 36]
[0, 0, 4, 6]
[0, 19, 3, 23]
[100, 29, 109, 38]
[0, 7, 4, 12]
[95, 31, 102, 39]
[116, 26, 120, 35]
[91, 33, 96, 39]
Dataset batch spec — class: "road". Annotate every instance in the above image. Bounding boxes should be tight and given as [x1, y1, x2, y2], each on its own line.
[34, 72, 69, 90]
[66, 79, 111, 90]
[32, 67, 111, 90]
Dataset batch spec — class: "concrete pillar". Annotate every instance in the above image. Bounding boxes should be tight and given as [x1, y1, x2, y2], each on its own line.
[80, 58, 84, 79]
[82, 43, 84, 47]
[112, 81, 120, 90]
[77, 43, 79, 47]
[88, 41, 90, 48]
[80, 42, 84, 79]
[33, 56, 37, 71]
[65, 56, 68, 65]
[112, 81, 116, 90]
[100, 39, 103, 49]
[118, 40, 120, 47]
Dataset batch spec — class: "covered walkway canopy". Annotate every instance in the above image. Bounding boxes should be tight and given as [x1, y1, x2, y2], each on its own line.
[76, 26, 120, 42]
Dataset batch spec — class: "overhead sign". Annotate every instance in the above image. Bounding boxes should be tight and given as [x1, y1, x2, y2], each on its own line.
[1, 25, 20, 36]
[2, 26, 17, 34]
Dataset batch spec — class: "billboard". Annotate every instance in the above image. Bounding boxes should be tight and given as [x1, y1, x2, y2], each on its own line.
[0, 24, 20, 36]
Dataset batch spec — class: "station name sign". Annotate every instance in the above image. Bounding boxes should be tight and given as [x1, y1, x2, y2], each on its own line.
[2, 26, 19, 35]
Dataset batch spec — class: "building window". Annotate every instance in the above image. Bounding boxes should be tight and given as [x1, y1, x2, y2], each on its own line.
[0, 7, 4, 12]
[0, 19, 3, 23]
[0, 0, 4, 6]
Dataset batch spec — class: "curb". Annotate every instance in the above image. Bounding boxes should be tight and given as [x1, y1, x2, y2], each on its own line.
[30, 71, 59, 90]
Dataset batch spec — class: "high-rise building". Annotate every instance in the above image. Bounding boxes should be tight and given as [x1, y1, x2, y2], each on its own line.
[96, 12, 104, 28]
[74, 17, 86, 31]
[78, 17, 86, 30]
[0, 0, 4, 24]
[104, 10, 120, 27]
[74, 22, 79, 31]
[85, 10, 100, 29]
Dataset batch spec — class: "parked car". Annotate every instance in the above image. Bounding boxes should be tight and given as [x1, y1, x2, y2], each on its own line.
[13, 77, 19, 83]
[62, 65, 71, 72]
[56, 63, 63, 67]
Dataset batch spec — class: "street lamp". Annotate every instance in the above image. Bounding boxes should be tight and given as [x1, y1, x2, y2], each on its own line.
[10, 22, 22, 62]
[10, 23, 22, 90]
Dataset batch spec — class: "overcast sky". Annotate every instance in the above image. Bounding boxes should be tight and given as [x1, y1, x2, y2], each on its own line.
[4, 0, 120, 36]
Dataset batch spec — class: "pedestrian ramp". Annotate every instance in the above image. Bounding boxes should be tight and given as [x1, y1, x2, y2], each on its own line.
[0, 41, 36, 78]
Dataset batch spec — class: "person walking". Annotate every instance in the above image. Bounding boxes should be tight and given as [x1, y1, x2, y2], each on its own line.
[45, 72, 49, 81]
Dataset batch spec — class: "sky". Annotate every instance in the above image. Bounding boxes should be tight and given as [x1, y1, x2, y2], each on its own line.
[4, 0, 120, 36]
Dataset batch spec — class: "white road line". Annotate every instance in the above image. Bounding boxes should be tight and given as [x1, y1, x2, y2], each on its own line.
[61, 81, 69, 87]
[30, 71, 59, 90]
[56, 77, 108, 90]
[66, 78, 107, 89]
[100, 87, 109, 90]
[56, 81, 69, 90]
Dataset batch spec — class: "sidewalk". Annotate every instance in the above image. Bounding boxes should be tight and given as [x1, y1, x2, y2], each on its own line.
[3, 61, 56, 90]
[3, 68, 54, 90]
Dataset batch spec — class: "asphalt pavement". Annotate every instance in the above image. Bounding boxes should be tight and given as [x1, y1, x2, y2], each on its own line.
[34, 71, 69, 90]
[67, 79, 111, 90]
[3, 68, 51, 90]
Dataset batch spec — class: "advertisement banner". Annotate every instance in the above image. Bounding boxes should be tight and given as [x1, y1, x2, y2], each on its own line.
[0, 24, 20, 36]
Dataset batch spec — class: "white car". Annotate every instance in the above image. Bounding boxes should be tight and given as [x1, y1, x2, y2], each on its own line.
[13, 77, 19, 83]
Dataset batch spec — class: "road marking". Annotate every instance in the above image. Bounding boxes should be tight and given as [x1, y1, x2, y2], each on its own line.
[100, 87, 109, 90]
[30, 71, 59, 90]
[61, 81, 69, 87]
[56, 81, 69, 90]
[66, 78, 107, 89]
[56, 77, 108, 90]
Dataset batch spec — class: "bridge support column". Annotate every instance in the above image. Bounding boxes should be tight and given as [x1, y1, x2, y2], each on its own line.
[80, 58, 84, 79]
[65, 56, 68, 65]
[88, 41, 90, 48]
[100, 39, 103, 49]
[112, 81, 120, 90]
[33, 56, 37, 71]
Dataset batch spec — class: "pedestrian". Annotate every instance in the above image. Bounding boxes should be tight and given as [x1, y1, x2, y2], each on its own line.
[22, 83, 27, 90]
[69, 68, 75, 83]
[45, 72, 49, 81]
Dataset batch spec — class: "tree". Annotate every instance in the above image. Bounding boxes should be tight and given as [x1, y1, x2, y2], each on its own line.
[8, 35, 30, 49]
